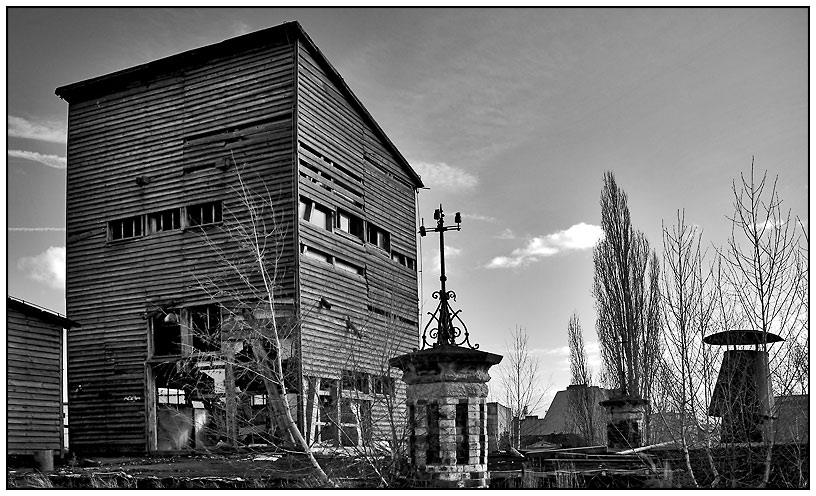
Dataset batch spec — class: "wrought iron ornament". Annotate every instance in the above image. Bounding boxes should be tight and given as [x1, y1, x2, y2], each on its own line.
[419, 205, 478, 350]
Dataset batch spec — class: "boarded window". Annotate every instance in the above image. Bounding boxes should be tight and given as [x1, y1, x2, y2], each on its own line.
[187, 201, 222, 226]
[153, 314, 182, 356]
[148, 208, 181, 233]
[109, 215, 144, 241]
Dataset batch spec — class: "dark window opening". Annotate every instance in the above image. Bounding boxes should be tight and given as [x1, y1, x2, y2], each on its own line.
[153, 314, 182, 356]
[456, 401, 469, 465]
[367, 224, 390, 251]
[188, 201, 222, 227]
[337, 209, 364, 239]
[190, 305, 221, 353]
[148, 208, 181, 233]
[341, 370, 369, 394]
[373, 375, 394, 395]
[427, 403, 441, 463]
[110, 215, 144, 241]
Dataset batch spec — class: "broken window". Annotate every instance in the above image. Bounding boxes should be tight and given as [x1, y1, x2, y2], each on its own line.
[367, 223, 390, 251]
[299, 197, 332, 231]
[152, 313, 182, 356]
[301, 244, 333, 264]
[337, 209, 364, 239]
[187, 201, 222, 227]
[109, 215, 144, 241]
[339, 398, 372, 447]
[334, 257, 364, 276]
[390, 250, 416, 270]
[190, 305, 221, 353]
[148, 208, 181, 233]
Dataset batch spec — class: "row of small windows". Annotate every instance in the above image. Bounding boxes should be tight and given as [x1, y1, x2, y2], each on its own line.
[299, 196, 416, 270]
[109, 201, 222, 241]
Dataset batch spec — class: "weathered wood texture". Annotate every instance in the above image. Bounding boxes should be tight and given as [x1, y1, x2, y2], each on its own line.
[296, 41, 419, 381]
[64, 40, 297, 454]
[7, 306, 65, 454]
[60, 22, 420, 454]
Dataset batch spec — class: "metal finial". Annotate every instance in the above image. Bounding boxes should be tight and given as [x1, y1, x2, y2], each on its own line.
[418, 205, 477, 350]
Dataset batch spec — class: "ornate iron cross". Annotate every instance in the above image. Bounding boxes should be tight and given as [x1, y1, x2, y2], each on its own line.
[419, 205, 478, 350]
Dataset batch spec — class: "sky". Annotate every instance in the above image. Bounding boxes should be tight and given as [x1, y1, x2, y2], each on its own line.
[5, 7, 809, 411]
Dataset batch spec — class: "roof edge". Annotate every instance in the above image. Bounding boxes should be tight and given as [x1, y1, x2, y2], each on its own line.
[8, 296, 81, 329]
[54, 20, 423, 189]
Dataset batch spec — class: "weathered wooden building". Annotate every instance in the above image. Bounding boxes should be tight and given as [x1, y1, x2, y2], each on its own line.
[8, 296, 80, 468]
[55, 21, 423, 454]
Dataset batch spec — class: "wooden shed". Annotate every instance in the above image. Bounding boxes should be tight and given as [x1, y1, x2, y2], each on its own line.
[55, 21, 423, 454]
[7, 296, 80, 469]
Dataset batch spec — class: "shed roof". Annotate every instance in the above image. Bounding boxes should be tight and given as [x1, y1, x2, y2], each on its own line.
[55, 21, 423, 188]
[8, 296, 81, 329]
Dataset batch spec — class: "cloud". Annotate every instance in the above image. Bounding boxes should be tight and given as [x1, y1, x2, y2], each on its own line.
[412, 161, 478, 191]
[8, 150, 67, 169]
[432, 245, 462, 272]
[494, 228, 516, 240]
[18, 246, 66, 290]
[486, 222, 604, 269]
[8, 227, 66, 232]
[8, 116, 66, 143]
[466, 213, 497, 223]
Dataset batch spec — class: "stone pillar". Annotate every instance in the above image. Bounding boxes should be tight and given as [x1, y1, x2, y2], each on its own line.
[600, 396, 648, 450]
[390, 346, 502, 488]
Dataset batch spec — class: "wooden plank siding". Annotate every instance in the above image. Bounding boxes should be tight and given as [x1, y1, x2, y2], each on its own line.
[7, 307, 64, 454]
[64, 39, 298, 454]
[295, 41, 420, 386]
[58, 22, 420, 454]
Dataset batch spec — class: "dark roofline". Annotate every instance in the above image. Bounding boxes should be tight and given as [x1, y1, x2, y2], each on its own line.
[8, 296, 81, 329]
[55, 21, 423, 188]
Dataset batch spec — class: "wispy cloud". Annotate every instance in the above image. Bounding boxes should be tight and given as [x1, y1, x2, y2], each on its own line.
[494, 228, 516, 240]
[8, 150, 67, 169]
[413, 161, 478, 191]
[8, 116, 66, 143]
[487, 222, 604, 269]
[466, 213, 497, 223]
[18, 246, 66, 290]
[9, 227, 66, 232]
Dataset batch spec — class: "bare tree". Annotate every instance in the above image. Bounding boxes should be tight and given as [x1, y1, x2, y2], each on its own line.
[593, 171, 662, 408]
[568, 313, 591, 386]
[567, 313, 602, 445]
[657, 210, 717, 487]
[499, 326, 549, 448]
[190, 167, 335, 486]
[716, 161, 807, 487]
